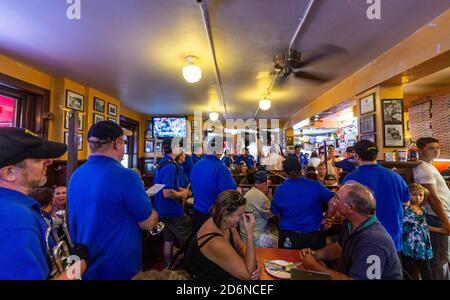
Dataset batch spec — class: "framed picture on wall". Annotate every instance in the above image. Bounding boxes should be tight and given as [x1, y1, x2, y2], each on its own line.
[66, 90, 84, 111]
[108, 103, 117, 116]
[383, 124, 405, 147]
[360, 133, 376, 143]
[64, 132, 83, 151]
[155, 141, 162, 152]
[382, 99, 403, 123]
[359, 93, 375, 115]
[64, 111, 84, 131]
[93, 97, 105, 113]
[144, 140, 154, 153]
[94, 113, 104, 124]
[359, 114, 375, 134]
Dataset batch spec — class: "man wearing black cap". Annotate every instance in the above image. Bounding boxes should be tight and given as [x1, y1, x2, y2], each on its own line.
[236, 147, 255, 170]
[239, 171, 278, 248]
[270, 157, 335, 250]
[341, 140, 410, 253]
[0, 127, 87, 279]
[68, 121, 159, 280]
[154, 138, 192, 267]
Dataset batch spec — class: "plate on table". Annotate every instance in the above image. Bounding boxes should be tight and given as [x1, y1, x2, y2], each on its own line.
[264, 260, 291, 279]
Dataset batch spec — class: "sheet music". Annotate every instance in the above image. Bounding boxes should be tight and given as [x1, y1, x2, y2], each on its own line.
[146, 184, 165, 197]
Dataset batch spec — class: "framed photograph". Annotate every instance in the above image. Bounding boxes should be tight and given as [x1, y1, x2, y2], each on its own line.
[94, 113, 104, 124]
[64, 132, 83, 151]
[145, 140, 154, 153]
[360, 133, 376, 143]
[155, 141, 162, 152]
[93, 97, 105, 113]
[107, 117, 117, 123]
[64, 111, 84, 131]
[66, 90, 84, 111]
[108, 103, 117, 116]
[359, 114, 375, 134]
[359, 93, 375, 115]
[382, 99, 403, 123]
[383, 124, 405, 147]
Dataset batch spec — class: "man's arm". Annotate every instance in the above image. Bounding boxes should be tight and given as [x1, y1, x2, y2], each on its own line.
[163, 188, 187, 200]
[421, 183, 450, 234]
[138, 209, 159, 232]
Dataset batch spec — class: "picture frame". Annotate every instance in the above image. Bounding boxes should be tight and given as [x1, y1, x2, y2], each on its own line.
[94, 113, 105, 124]
[382, 99, 403, 124]
[359, 114, 375, 134]
[155, 141, 162, 152]
[145, 140, 154, 153]
[64, 111, 84, 131]
[383, 124, 405, 148]
[93, 97, 105, 113]
[66, 90, 84, 111]
[359, 93, 375, 115]
[108, 103, 117, 116]
[360, 133, 376, 143]
[64, 132, 83, 151]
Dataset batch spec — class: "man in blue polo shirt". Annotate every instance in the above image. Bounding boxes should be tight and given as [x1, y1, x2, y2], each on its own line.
[0, 127, 87, 279]
[190, 141, 237, 233]
[68, 121, 159, 280]
[342, 140, 410, 251]
[299, 182, 403, 280]
[271, 157, 334, 250]
[290, 144, 308, 167]
[154, 138, 191, 266]
[236, 148, 255, 169]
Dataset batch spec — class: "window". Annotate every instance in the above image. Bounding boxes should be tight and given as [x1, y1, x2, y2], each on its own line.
[0, 94, 17, 127]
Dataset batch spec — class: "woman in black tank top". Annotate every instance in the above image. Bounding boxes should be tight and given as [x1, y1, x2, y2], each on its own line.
[184, 190, 258, 280]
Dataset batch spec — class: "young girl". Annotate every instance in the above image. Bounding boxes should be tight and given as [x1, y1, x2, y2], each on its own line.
[402, 183, 443, 280]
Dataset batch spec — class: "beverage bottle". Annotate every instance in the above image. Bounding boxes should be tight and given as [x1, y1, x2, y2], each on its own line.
[283, 237, 292, 249]
[409, 142, 418, 161]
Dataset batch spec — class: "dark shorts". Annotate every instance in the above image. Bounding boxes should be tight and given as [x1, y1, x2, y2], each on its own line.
[161, 215, 192, 246]
[278, 229, 326, 250]
[192, 209, 210, 235]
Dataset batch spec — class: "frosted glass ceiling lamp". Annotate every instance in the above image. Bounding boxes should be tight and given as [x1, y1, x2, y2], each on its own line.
[182, 55, 202, 83]
[209, 111, 219, 121]
[259, 98, 272, 110]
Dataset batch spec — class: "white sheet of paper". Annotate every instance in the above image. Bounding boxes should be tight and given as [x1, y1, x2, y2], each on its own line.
[146, 184, 165, 197]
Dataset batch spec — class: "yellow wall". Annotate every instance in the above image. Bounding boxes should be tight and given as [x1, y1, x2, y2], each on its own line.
[0, 54, 146, 161]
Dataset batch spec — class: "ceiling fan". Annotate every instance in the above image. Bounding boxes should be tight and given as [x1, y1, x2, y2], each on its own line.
[272, 44, 347, 84]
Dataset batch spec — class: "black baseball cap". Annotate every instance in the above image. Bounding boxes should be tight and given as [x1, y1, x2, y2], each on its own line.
[353, 140, 378, 161]
[254, 171, 268, 184]
[346, 146, 355, 153]
[0, 127, 67, 168]
[88, 120, 123, 141]
[283, 156, 302, 173]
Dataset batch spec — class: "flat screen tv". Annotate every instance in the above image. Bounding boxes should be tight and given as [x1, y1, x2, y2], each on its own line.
[153, 117, 187, 138]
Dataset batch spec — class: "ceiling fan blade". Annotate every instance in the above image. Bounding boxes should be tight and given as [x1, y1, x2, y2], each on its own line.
[298, 44, 348, 68]
[293, 70, 332, 83]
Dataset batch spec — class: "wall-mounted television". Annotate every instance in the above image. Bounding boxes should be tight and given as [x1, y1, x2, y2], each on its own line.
[153, 117, 187, 138]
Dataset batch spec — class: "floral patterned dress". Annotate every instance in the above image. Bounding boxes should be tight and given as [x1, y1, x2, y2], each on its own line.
[402, 206, 433, 260]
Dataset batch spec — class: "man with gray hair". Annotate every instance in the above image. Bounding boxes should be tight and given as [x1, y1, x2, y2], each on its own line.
[299, 181, 403, 280]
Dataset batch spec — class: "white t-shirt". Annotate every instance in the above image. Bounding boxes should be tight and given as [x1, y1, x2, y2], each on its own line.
[414, 161, 450, 217]
[308, 157, 321, 168]
[239, 187, 273, 241]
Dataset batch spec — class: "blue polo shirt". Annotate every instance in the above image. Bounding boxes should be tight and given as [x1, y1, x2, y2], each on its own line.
[0, 187, 50, 279]
[191, 155, 237, 214]
[154, 155, 184, 217]
[271, 178, 334, 232]
[192, 154, 205, 165]
[338, 216, 403, 280]
[182, 154, 194, 178]
[236, 155, 255, 169]
[221, 156, 233, 168]
[343, 164, 410, 251]
[290, 153, 308, 167]
[68, 155, 153, 280]
[335, 158, 357, 173]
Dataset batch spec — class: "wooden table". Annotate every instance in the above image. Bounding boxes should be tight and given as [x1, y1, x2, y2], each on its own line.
[255, 248, 303, 280]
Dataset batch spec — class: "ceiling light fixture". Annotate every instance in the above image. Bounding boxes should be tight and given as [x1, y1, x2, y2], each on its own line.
[259, 98, 272, 111]
[209, 111, 219, 121]
[182, 55, 202, 83]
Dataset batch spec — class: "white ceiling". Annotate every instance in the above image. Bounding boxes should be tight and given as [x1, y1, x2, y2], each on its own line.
[0, 0, 448, 120]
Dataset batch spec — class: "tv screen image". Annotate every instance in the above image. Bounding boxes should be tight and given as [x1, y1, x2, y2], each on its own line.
[153, 117, 187, 137]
